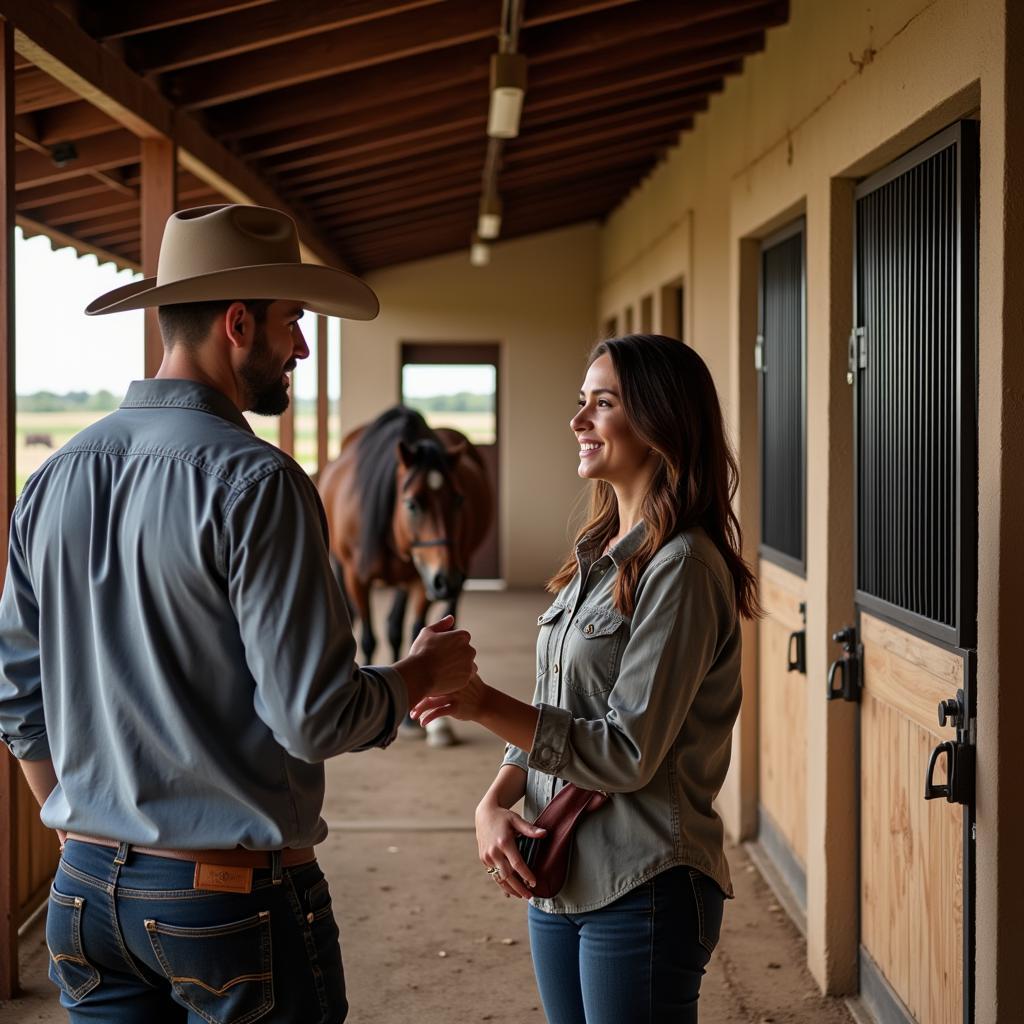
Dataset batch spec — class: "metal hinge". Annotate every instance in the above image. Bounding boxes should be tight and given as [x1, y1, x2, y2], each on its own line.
[754, 334, 765, 372]
[847, 326, 866, 384]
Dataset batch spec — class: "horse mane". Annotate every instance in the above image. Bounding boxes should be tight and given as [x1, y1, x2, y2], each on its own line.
[354, 405, 449, 579]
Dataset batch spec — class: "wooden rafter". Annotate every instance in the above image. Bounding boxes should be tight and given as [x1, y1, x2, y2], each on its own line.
[0, 0, 344, 265]
[91, 0, 276, 40]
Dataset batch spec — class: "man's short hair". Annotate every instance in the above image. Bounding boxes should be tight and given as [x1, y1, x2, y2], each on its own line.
[157, 299, 273, 349]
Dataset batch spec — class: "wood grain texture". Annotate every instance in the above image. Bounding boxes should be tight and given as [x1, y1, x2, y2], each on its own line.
[757, 559, 807, 865]
[860, 618, 963, 1024]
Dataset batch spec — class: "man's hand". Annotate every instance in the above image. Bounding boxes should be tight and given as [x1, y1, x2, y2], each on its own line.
[396, 615, 476, 706]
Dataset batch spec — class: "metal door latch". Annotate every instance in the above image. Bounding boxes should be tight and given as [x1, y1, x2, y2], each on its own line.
[826, 625, 861, 702]
[925, 688, 973, 804]
[787, 601, 807, 674]
[847, 326, 866, 384]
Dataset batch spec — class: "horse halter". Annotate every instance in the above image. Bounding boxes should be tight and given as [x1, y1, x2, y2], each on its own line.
[400, 466, 458, 555]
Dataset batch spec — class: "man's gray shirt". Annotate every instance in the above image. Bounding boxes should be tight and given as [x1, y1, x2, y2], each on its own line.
[0, 379, 407, 850]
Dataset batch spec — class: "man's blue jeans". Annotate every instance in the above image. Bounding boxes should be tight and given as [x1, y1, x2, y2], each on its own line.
[46, 839, 347, 1023]
[527, 866, 725, 1024]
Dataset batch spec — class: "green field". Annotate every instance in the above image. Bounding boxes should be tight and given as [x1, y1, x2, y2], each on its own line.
[15, 410, 335, 495]
[14, 406, 489, 495]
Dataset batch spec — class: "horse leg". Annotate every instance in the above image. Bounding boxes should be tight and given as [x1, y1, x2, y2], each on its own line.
[387, 587, 409, 662]
[408, 582, 457, 749]
[344, 567, 376, 662]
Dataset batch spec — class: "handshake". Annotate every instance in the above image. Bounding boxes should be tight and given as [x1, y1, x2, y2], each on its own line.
[395, 614, 481, 714]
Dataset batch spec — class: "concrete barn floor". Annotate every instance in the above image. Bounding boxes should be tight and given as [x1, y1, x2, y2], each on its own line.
[2, 588, 856, 1023]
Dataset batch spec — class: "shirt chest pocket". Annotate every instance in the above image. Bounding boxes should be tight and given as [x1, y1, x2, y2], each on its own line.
[564, 607, 628, 696]
[536, 603, 567, 676]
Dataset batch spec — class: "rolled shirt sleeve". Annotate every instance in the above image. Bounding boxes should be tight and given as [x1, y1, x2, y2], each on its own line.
[224, 466, 408, 763]
[528, 553, 733, 792]
[0, 508, 49, 761]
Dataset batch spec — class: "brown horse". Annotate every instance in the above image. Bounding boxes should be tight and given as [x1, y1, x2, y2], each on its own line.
[317, 406, 493, 668]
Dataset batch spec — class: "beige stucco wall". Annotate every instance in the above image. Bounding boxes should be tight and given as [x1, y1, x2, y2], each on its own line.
[596, 0, 1018, 1014]
[340, 222, 600, 587]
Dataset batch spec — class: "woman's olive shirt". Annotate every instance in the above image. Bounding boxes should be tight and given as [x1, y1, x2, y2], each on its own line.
[502, 522, 742, 913]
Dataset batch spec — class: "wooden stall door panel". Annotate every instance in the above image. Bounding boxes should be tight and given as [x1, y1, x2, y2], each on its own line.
[757, 561, 806, 865]
[860, 614, 963, 1024]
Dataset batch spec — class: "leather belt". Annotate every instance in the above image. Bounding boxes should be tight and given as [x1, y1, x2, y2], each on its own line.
[63, 832, 316, 868]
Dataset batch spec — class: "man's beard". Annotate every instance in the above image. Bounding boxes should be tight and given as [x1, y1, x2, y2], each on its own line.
[239, 324, 294, 416]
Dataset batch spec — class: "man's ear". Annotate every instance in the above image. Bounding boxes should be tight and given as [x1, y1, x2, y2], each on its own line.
[223, 301, 251, 349]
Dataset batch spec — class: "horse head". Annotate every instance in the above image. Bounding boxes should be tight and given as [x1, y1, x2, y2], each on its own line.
[393, 438, 468, 601]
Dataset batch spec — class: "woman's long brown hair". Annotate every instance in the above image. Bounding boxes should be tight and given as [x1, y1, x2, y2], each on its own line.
[548, 334, 761, 620]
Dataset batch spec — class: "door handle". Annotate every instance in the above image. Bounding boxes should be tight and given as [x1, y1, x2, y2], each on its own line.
[924, 689, 972, 805]
[826, 626, 861, 702]
[787, 629, 806, 673]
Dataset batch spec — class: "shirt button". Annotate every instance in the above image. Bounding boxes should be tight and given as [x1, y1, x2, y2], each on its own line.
[307, 912, 315, 924]
[553, 663, 559, 674]
[584, 624, 595, 635]
[537, 615, 544, 625]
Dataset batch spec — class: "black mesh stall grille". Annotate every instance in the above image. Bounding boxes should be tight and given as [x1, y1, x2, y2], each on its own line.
[854, 134, 971, 636]
[759, 226, 805, 570]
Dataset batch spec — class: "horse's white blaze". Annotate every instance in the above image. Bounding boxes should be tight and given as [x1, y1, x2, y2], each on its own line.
[427, 470, 444, 491]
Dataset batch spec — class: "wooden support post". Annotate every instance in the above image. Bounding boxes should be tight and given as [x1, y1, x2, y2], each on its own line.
[316, 314, 328, 474]
[0, 16, 18, 1001]
[279, 384, 295, 456]
[141, 137, 176, 378]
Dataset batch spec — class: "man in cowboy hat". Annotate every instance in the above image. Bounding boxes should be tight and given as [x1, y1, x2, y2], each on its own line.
[0, 204, 476, 1021]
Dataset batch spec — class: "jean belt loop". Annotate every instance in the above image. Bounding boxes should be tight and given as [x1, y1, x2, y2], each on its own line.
[114, 841, 129, 866]
[271, 850, 283, 886]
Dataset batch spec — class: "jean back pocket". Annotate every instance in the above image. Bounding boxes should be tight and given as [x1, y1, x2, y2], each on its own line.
[145, 909, 274, 1024]
[47, 885, 101, 1002]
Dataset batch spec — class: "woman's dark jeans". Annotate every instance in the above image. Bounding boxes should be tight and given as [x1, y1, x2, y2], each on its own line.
[528, 866, 725, 1024]
[46, 839, 347, 1023]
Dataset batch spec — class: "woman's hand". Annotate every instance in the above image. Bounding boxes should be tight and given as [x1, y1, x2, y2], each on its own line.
[475, 799, 546, 899]
[410, 671, 487, 726]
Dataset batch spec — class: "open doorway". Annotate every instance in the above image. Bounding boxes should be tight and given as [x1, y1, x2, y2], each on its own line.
[400, 342, 501, 581]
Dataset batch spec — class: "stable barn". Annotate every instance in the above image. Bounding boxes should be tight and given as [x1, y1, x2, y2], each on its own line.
[0, 3, 1021, 1023]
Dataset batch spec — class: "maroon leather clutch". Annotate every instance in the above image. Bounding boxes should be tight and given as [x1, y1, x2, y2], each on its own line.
[515, 784, 609, 898]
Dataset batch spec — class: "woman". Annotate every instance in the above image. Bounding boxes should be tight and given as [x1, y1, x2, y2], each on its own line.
[412, 334, 759, 1023]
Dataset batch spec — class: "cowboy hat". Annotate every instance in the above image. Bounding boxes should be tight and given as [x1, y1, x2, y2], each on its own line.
[85, 204, 379, 320]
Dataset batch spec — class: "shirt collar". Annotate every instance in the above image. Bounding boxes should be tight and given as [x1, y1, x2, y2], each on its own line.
[120, 379, 254, 434]
[576, 519, 647, 568]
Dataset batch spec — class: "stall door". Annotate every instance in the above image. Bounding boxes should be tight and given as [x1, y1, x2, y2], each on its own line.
[756, 220, 808, 906]
[832, 121, 977, 1024]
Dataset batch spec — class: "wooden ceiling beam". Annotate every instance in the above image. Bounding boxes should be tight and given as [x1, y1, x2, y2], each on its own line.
[278, 128, 485, 190]
[29, 179, 215, 228]
[265, 104, 485, 176]
[255, 67, 713, 172]
[165, 0, 644, 110]
[168, 0, 499, 110]
[128, 0, 448, 74]
[14, 65, 77, 113]
[16, 175, 111, 210]
[311, 143, 664, 218]
[15, 129, 138, 190]
[523, 0, 784, 65]
[339, 172, 638, 249]
[35, 101, 121, 144]
[214, 41, 492, 142]
[213, 12, 766, 149]
[90, 1, 276, 40]
[348, 192, 624, 265]
[0, 0, 343, 265]
[278, 93, 692, 190]
[323, 161, 653, 229]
